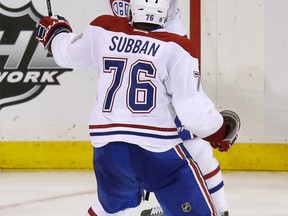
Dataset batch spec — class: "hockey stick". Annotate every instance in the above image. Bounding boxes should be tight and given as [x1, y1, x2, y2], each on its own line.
[46, 0, 53, 16]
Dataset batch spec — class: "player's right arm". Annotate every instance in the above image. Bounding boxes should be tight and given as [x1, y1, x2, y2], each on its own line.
[165, 42, 239, 149]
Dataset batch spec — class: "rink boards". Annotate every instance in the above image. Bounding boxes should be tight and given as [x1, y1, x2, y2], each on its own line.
[1, 142, 287, 171]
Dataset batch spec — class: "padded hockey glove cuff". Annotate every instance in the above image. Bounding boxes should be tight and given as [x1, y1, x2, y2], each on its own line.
[211, 110, 241, 152]
[35, 15, 72, 53]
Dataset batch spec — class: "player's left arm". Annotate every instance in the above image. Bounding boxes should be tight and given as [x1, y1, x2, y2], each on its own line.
[35, 15, 97, 68]
[35, 15, 72, 54]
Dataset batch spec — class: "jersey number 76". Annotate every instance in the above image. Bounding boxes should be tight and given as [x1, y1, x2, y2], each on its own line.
[103, 58, 157, 113]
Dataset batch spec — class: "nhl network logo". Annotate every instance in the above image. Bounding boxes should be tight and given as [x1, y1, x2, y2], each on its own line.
[0, 2, 72, 109]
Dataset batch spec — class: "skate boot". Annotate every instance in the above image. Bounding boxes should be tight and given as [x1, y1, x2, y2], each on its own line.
[141, 206, 163, 216]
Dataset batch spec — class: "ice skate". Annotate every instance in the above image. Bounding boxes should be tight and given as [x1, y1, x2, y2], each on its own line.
[141, 206, 163, 216]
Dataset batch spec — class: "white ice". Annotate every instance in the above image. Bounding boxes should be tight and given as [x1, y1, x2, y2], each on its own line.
[0, 171, 287, 216]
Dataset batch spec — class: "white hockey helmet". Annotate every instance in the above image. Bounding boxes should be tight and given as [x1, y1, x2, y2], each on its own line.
[128, 0, 169, 27]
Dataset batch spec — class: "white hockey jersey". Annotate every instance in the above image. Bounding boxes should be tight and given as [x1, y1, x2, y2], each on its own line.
[51, 15, 223, 152]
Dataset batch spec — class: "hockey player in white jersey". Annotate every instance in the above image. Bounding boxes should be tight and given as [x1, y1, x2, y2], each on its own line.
[35, 0, 240, 215]
[106, 1, 231, 216]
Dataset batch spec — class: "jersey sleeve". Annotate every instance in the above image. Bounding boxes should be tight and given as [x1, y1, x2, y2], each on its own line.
[165, 50, 223, 138]
[165, 0, 187, 36]
[51, 26, 97, 68]
[164, 14, 187, 36]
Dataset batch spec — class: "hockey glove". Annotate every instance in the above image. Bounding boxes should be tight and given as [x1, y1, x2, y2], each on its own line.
[211, 110, 241, 152]
[35, 15, 72, 54]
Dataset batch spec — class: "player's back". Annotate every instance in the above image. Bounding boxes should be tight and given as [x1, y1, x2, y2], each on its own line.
[83, 15, 198, 152]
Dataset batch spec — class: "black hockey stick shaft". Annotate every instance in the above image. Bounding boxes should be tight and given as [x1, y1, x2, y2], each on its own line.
[46, 0, 53, 16]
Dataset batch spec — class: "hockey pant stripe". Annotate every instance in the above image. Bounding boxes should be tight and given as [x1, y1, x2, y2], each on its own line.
[175, 144, 217, 216]
[88, 207, 98, 216]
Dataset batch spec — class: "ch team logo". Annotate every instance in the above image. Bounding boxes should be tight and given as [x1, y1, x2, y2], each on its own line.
[0, 2, 72, 109]
[111, 0, 129, 17]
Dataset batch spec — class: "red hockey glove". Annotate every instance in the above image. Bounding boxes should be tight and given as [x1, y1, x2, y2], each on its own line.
[35, 15, 72, 53]
[210, 140, 231, 152]
[211, 110, 241, 152]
